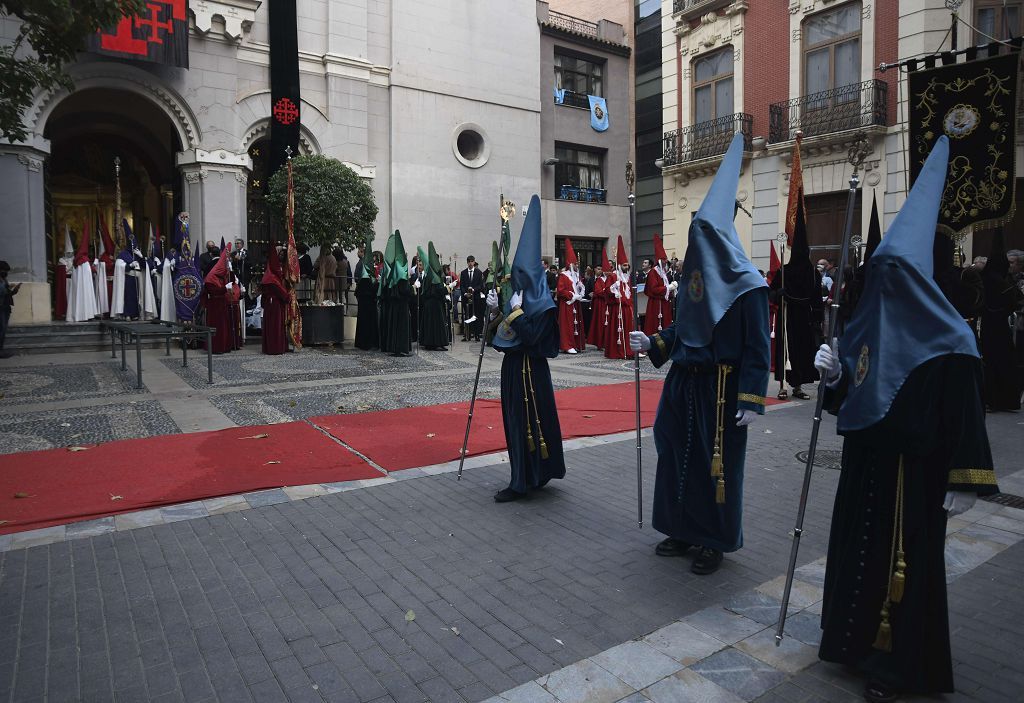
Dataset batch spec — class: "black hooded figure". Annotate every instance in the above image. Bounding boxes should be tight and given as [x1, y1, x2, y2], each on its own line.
[354, 239, 379, 351]
[932, 230, 984, 338]
[841, 192, 882, 325]
[980, 228, 1024, 410]
[769, 196, 823, 399]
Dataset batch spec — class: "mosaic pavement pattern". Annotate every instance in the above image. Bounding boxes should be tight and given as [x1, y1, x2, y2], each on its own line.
[0, 362, 144, 405]
[160, 347, 475, 389]
[209, 373, 586, 426]
[0, 401, 180, 455]
[561, 356, 671, 378]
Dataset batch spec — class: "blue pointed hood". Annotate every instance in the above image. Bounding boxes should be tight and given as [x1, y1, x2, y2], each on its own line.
[838, 136, 978, 432]
[676, 133, 765, 347]
[118, 220, 138, 263]
[493, 195, 556, 351]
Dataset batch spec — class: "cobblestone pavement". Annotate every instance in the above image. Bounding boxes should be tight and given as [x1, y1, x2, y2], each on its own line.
[0, 350, 1020, 703]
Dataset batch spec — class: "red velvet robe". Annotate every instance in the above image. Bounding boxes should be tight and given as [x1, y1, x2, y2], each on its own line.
[54, 264, 69, 318]
[587, 276, 609, 350]
[262, 280, 289, 355]
[203, 279, 233, 354]
[643, 267, 673, 335]
[556, 271, 586, 352]
[228, 277, 242, 349]
[604, 273, 634, 359]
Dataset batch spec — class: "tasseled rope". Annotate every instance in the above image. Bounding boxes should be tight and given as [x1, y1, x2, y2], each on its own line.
[710, 364, 732, 504]
[522, 361, 535, 453]
[526, 358, 549, 459]
[873, 457, 906, 652]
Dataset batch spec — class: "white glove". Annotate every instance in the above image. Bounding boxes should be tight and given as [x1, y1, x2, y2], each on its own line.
[668, 281, 679, 292]
[943, 491, 976, 517]
[735, 410, 758, 427]
[629, 331, 650, 352]
[129, 262, 140, 271]
[413, 279, 421, 289]
[445, 295, 451, 302]
[169, 261, 176, 271]
[133, 248, 143, 258]
[93, 258, 99, 266]
[510, 290, 523, 310]
[814, 343, 841, 385]
[226, 282, 234, 290]
[479, 292, 486, 299]
[486, 289, 498, 311]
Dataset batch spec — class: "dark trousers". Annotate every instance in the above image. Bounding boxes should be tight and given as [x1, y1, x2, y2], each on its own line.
[0, 306, 9, 350]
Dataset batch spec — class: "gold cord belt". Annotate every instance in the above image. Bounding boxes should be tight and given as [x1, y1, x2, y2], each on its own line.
[522, 358, 549, 459]
[873, 456, 906, 653]
[710, 363, 732, 505]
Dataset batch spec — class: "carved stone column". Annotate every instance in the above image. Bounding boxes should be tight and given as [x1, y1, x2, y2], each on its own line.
[176, 149, 251, 247]
[0, 143, 52, 322]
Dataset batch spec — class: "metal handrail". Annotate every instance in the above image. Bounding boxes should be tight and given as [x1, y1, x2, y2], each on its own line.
[769, 79, 888, 143]
[662, 112, 753, 167]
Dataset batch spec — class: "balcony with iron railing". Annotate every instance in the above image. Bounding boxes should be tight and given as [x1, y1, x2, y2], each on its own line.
[557, 185, 607, 203]
[554, 89, 591, 110]
[662, 113, 753, 170]
[545, 10, 599, 39]
[768, 79, 888, 144]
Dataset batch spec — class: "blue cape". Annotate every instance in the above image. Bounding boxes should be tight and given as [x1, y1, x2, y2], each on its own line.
[837, 136, 978, 432]
[676, 133, 765, 347]
[493, 195, 556, 352]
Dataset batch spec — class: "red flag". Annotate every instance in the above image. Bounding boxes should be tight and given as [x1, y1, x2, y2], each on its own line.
[767, 241, 781, 285]
[784, 133, 805, 248]
[284, 157, 303, 349]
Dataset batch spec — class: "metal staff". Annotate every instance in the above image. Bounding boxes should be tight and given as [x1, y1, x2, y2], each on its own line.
[626, 162, 643, 529]
[114, 157, 123, 248]
[457, 196, 513, 480]
[777, 234, 789, 400]
[776, 133, 871, 646]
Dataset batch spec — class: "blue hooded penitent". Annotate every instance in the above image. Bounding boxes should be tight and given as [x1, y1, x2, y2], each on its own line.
[676, 133, 765, 348]
[493, 195, 556, 351]
[837, 136, 978, 432]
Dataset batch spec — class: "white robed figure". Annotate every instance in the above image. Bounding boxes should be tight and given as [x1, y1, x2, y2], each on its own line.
[58, 226, 74, 321]
[160, 244, 176, 322]
[138, 225, 158, 320]
[67, 222, 99, 322]
[94, 229, 110, 316]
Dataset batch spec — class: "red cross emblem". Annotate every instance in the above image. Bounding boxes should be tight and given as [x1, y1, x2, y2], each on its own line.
[177, 274, 200, 300]
[96, 1, 186, 61]
[274, 98, 300, 126]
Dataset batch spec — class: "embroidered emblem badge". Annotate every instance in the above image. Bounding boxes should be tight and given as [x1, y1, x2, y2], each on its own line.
[854, 344, 870, 387]
[688, 270, 704, 302]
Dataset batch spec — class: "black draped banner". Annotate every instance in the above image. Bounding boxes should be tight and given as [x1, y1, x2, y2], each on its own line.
[909, 51, 1019, 237]
[269, 0, 301, 175]
[89, 0, 189, 68]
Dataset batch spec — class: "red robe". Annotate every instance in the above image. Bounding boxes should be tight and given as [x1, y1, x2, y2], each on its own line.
[54, 264, 69, 318]
[203, 279, 233, 354]
[261, 280, 289, 355]
[587, 276, 609, 350]
[556, 271, 586, 352]
[642, 267, 673, 335]
[228, 278, 242, 350]
[604, 273, 634, 359]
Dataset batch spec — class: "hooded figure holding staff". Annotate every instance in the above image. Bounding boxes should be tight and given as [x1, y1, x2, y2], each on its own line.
[630, 133, 769, 575]
[813, 136, 997, 703]
[486, 195, 566, 503]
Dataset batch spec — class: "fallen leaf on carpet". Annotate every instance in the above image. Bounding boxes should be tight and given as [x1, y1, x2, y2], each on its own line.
[405, 610, 416, 622]
[110, 494, 123, 501]
[582, 414, 594, 418]
[450, 627, 461, 636]
[265, 461, 281, 465]
[68, 446, 89, 452]
[486, 426, 493, 430]
[238, 433, 270, 440]
[13, 493, 33, 499]
[0, 520, 9, 526]
[426, 433, 436, 438]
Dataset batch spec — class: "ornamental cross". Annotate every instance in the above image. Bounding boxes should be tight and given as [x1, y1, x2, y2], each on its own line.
[180, 278, 197, 297]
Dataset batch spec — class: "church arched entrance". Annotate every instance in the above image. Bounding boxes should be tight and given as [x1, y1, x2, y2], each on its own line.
[43, 87, 182, 319]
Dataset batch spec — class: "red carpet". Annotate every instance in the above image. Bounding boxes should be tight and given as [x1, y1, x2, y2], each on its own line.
[0, 422, 379, 535]
[311, 380, 786, 473]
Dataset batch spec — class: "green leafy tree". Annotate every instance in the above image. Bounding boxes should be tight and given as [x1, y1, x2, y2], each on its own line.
[267, 154, 379, 302]
[1, 0, 146, 142]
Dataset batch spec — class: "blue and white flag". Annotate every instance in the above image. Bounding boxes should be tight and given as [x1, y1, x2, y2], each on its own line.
[589, 95, 609, 132]
[553, 86, 566, 104]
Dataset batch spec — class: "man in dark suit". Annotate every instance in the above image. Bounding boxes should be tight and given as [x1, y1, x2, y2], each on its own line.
[459, 255, 484, 341]
[199, 241, 219, 279]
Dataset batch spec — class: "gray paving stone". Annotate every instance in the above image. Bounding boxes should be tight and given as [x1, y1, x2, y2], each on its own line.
[589, 641, 682, 691]
[643, 669, 744, 703]
[540, 658, 632, 703]
[642, 622, 726, 666]
[65, 516, 117, 540]
[692, 648, 787, 701]
[723, 591, 785, 627]
[682, 607, 765, 646]
[243, 490, 291, 508]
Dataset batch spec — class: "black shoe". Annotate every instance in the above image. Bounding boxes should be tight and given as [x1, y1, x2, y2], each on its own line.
[494, 488, 525, 503]
[863, 680, 898, 703]
[655, 538, 692, 557]
[792, 388, 811, 400]
[777, 389, 788, 400]
[691, 547, 723, 575]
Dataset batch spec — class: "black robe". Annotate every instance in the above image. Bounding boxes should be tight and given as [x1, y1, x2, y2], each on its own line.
[820, 355, 998, 694]
[354, 278, 379, 350]
[980, 272, 1023, 411]
[646, 289, 770, 552]
[380, 279, 412, 355]
[769, 265, 823, 387]
[419, 280, 449, 349]
[494, 309, 566, 493]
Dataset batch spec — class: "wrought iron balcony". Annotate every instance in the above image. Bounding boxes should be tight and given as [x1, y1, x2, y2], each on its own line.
[768, 79, 888, 144]
[545, 10, 599, 39]
[558, 185, 607, 204]
[554, 89, 591, 110]
[662, 113, 753, 168]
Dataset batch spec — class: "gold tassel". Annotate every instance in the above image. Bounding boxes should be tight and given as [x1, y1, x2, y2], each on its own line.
[890, 550, 906, 603]
[873, 605, 892, 652]
[711, 451, 723, 477]
[715, 477, 725, 504]
[539, 438, 549, 460]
